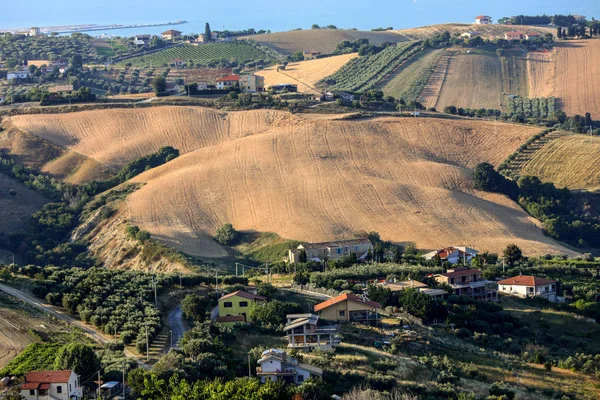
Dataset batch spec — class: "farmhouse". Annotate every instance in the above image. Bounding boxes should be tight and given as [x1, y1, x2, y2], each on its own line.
[239, 74, 265, 92]
[171, 58, 185, 67]
[288, 239, 372, 263]
[283, 313, 341, 350]
[434, 268, 498, 301]
[573, 15, 586, 23]
[21, 370, 82, 400]
[303, 50, 321, 60]
[475, 15, 492, 25]
[215, 74, 240, 90]
[216, 290, 266, 326]
[504, 32, 524, 41]
[161, 29, 182, 40]
[498, 275, 558, 302]
[29, 27, 41, 36]
[257, 349, 322, 385]
[423, 246, 478, 264]
[48, 85, 74, 95]
[314, 293, 381, 323]
[135, 34, 151, 43]
[7, 70, 30, 81]
[525, 32, 542, 40]
[195, 34, 206, 43]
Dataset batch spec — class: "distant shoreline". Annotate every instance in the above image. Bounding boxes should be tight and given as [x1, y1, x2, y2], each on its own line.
[1, 20, 188, 35]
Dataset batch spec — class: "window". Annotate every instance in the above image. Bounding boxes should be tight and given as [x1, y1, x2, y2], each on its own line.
[30, 390, 35, 396]
[355, 246, 359, 251]
[239, 301, 248, 307]
[336, 248, 342, 254]
[339, 310, 345, 317]
[450, 278, 455, 284]
[224, 302, 233, 308]
[57, 386, 62, 394]
[297, 375, 304, 382]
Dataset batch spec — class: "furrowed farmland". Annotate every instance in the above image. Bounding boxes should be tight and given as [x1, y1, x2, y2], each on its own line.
[319, 41, 422, 92]
[121, 42, 276, 67]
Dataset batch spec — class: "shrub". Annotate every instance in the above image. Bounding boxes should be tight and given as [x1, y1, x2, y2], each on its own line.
[214, 223, 238, 245]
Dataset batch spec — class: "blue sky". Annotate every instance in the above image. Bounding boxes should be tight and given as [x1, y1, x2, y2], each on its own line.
[1, 0, 598, 32]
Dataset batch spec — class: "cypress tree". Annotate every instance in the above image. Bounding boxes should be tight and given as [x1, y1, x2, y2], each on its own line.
[205, 22, 212, 41]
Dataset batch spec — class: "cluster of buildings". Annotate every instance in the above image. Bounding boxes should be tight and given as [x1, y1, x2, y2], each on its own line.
[288, 239, 373, 263]
[6, 60, 70, 82]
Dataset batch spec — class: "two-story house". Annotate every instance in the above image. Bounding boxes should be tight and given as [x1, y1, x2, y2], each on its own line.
[314, 293, 381, 323]
[21, 370, 82, 400]
[257, 349, 322, 385]
[161, 30, 182, 41]
[434, 268, 498, 301]
[239, 74, 265, 92]
[283, 313, 340, 350]
[215, 74, 240, 90]
[288, 239, 373, 263]
[498, 275, 558, 302]
[475, 15, 492, 24]
[216, 290, 266, 326]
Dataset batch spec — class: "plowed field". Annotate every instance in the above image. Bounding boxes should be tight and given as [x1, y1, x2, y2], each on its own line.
[13, 107, 573, 257]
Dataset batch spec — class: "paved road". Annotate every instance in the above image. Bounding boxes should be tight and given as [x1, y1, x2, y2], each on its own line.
[0, 283, 149, 369]
[166, 305, 186, 349]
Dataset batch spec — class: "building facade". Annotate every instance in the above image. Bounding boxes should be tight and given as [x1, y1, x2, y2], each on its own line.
[475, 15, 492, 24]
[283, 313, 340, 350]
[434, 268, 498, 301]
[423, 246, 478, 265]
[239, 74, 265, 92]
[216, 74, 240, 90]
[498, 275, 557, 302]
[7, 71, 30, 81]
[288, 239, 373, 263]
[216, 290, 266, 326]
[161, 30, 182, 40]
[314, 293, 381, 323]
[21, 370, 81, 400]
[257, 349, 322, 385]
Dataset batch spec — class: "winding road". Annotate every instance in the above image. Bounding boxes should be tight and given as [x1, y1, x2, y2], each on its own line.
[0, 283, 149, 369]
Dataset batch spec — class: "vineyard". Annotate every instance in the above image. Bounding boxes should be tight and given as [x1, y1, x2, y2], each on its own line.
[121, 42, 276, 67]
[507, 97, 556, 119]
[318, 41, 422, 92]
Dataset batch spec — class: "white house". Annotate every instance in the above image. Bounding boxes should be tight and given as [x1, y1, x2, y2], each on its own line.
[7, 70, 30, 81]
[257, 349, 322, 385]
[498, 275, 558, 302]
[215, 74, 240, 90]
[423, 246, 478, 264]
[475, 15, 492, 24]
[283, 313, 341, 350]
[21, 370, 82, 400]
[288, 239, 373, 263]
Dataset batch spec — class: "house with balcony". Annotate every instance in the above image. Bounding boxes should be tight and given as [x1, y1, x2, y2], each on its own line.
[256, 349, 322, 385]
[434, 268, 498, 301]
[239, 74, 265, 92]
[498, 275, 558, 302]
[314, 293, 381, 323]
[216, 290, 266, 326]
[21, 370, 82, 400]
[216, 74, 240, 90]
[161, 30, 182, 41]
[288, 239, 372, 263]
[283, 313, 340, 350]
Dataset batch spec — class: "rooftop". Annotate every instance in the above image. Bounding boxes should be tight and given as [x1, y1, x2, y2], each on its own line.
[438, 268, 482, 279]
[219, 290, 266, 301]
[314, 293, 381, 312]
[25, 370, 73, 384]
[298, 238, 371, 250]
[380, 280, 428, 291]
[498, 275, 556, 287]
[216, 74, 240, 82]
[48, 85, 74, 93]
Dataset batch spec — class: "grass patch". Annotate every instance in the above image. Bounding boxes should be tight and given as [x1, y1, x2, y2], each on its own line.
[0, 343, 62, 376]
[234, 231, 300, 263]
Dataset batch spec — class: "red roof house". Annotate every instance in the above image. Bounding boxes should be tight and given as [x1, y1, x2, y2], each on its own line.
[314, 293, 381, 322]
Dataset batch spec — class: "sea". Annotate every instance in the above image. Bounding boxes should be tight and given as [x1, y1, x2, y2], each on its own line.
[1, 0, 598, 37]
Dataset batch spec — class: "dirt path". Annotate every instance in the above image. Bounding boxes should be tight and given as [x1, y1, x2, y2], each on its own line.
[166, 305, 186, 349]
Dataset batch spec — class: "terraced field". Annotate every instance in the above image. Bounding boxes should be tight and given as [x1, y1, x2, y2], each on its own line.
[520, 134, 600, 191]
[376, 49, 444, 99]
[434, 52, 528, 110]
[553, 40, 600, 120]
[244, 29, 407, 55]
[255, 53, 357, 94]
[12, 107, 574, 257]
[121, 43, 275, 67]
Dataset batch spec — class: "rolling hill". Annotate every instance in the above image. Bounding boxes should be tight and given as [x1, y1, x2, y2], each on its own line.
[244, 29, 407, 55]
[0, 173, 48, 234]
[520, 134, 600, 191]
[393, 23, 556, 41]
[7, 106, 574, 257]
[255, 53, 357, 94]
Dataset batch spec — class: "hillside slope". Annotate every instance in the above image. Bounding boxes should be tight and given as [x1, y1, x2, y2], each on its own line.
[12, 107, 574, 257]
[520, 134, 600, 191]
[393, 23, 556, 41]
[0, 173, 47, 234]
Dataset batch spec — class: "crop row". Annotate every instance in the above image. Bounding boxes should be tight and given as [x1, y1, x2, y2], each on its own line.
[400, 51, 444, 103]
[507, 97, 556, 119]
[319, 41, 422, 92]
[122, 42, 275, 67]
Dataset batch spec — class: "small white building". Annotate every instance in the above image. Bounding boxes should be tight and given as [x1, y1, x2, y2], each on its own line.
[21, 370, 82, 400]
[423, 246, 478, 265]
[475, 15, 492, 25]
[215, 74, 240, 90]
[257, 349, 322, 385]
[7, 70, 30, 81]
[498, 275, 557, 302]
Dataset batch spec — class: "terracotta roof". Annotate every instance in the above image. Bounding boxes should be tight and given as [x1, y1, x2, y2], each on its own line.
[48, 85, 74, 93]
[162, 30, 182, 34]
[299, 239, 371, 250]
[314, 293, 381, 312]
[439, 268, 482, 279]
[219, 290, 266, 301]
[498, 275, 556, 287]
[25, 370, 72, 384]
[476, 15, 491, 19]
[216, 74, 240, 82]
[21, 382, 39, 389]
[216, 315, 245, 323]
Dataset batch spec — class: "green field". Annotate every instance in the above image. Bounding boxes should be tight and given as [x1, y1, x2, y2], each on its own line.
[121, 43, 275, 67]
[376, 48, 444, 98]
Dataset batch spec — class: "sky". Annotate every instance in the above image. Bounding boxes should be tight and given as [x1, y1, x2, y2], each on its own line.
[1, 0, 598, 33]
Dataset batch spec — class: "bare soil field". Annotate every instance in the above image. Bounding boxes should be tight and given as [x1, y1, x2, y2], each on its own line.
[244, 29, 407, 55]
[0, 173, 48, 234]
[526, 51, 555, 98]
[376, 49, 444, 98]
[394, 23, 555, 41]
[255, 53, 357, 94]
[553, 40, 600, 120]
[434, 52, 528, 110]
[520, 134, 600, 191]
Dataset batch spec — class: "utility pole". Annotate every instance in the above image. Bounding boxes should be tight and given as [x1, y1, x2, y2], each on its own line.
[97, 371, 101, 399]
[152, 277, 157, 307]
[179, 272, 182, 288]
[122, 363, 126, 400]
[170, 329, 173, 350]
[248, 354, 252, 377]
[215, 270, 219, 298]
[236, 262, 239, 277]
[145, 322, 149, 361]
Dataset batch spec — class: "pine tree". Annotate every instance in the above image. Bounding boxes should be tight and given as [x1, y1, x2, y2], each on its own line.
[205, 22, 212, 42]
[556, 27, 562, 38]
